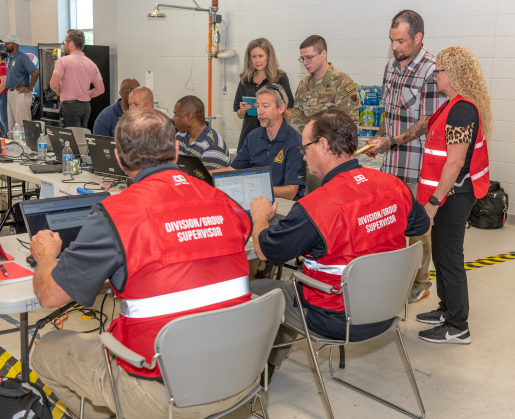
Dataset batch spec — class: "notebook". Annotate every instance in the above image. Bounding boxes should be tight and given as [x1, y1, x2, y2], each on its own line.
[0, 262, 33, 286]
[23, 120, 48, 152]
[212, 166, 274, 213]
[177, 155, 213, 186]
[19, 192, 110, 255]
[46, 126, 83, 160]
[242, 96, 257, 116]
[85, 134, 128, 178]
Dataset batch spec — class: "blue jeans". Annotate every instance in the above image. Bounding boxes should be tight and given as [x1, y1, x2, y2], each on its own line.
[0, 92, 7, 137]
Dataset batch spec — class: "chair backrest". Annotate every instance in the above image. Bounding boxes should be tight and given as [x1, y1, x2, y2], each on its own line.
[342, 242, 423, 325]
[305, 169, 323, 195]
[154, 289, 285, 408]
[67, 127, 91, 155]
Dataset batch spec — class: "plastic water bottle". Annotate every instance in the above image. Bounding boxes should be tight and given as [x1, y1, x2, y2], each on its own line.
[62, 141, 73, 175]
[37, 134, 48, 161]
[13, 123, 22, 145]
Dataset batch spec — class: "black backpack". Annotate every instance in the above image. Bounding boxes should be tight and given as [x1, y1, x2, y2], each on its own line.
[0, 376, 53, 419]
[467, 181, 509, 229]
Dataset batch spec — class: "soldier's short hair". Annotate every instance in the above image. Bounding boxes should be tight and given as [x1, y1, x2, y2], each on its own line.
[67, 29, 85, 50]
[115, 108, 176, 171]
[391, 10, 424, 39]
[308, 108, 358, 157]
[299, 35, 327, 53]
[256, 84, 287, 115]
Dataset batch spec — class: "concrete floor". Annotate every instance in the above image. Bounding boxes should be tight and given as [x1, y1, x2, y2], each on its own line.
[1, 224, 514, 418]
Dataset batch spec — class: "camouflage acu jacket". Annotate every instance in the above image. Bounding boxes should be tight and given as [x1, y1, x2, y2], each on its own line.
[291, 64, 360, 134]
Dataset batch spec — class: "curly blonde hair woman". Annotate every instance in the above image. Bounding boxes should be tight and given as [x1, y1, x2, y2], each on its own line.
[416, 46, 491, 345]
[233, 38, 294, 151]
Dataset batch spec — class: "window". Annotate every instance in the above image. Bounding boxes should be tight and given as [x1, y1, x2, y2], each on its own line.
[70, 0, 94, 45]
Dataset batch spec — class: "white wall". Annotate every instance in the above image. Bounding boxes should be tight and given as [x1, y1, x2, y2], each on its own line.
[30, 0, 59, 44]
[112, 0, 515, 215]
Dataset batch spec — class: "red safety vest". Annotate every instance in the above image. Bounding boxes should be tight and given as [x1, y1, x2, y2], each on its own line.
[417, 95, 489, 206]
[299, 167, 412, 311]
[101, 169, 252, 378]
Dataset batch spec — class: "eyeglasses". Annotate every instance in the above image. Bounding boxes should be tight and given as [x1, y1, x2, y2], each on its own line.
[433, 69, 445, 78]
[264, 84, 286, 104]
[298, 139, 319, 156]
[298, 51, 322, 64]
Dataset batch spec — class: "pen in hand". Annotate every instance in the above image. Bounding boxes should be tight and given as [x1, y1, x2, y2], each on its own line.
[0, 264, 8, 277]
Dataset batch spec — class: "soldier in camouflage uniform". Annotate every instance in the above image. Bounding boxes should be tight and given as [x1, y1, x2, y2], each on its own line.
[292, 35, 360, 134]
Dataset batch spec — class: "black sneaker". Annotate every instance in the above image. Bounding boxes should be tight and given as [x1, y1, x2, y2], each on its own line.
[416, 309, 446, 324]
[419, 323, 471, 344]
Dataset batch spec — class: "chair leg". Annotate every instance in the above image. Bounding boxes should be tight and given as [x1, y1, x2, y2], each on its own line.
[251, 391, 270, 419]
[339, 345, 345, 369]
[101, 343, 123, 419]
[327, 326, 425, 419]
[79, 396, 85, 419]
[291, 278, 334, 419]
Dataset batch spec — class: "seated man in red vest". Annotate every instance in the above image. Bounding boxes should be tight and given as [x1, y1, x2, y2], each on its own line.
[249, 108, 430, 382]
[29, 108, 254, 419]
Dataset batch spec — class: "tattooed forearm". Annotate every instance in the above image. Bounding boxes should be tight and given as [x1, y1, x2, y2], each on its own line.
[376, 119, 386, 137]
[398, 116, 430, 146]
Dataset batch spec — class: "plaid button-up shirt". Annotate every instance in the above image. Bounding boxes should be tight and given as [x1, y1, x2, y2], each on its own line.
[380, 48, 446, 184]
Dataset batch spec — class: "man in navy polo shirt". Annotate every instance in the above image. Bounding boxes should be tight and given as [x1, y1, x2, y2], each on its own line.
[93, 78, 139, 137]
[214, 83, 305, 201]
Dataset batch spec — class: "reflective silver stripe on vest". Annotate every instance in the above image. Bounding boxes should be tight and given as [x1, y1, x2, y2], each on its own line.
[424, 148, 447, 157]
[119, 276, 250, 319]
[419, 178, 439, 187]
[475, 139, 484, 149]
[471, 167, 489, 181]
[303, 259, 347, 276]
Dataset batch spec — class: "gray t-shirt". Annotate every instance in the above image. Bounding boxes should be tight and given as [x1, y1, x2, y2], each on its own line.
[6, 50, 38, 90]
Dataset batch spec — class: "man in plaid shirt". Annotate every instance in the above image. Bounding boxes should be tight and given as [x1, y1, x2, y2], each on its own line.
[368, 10, 446, 303]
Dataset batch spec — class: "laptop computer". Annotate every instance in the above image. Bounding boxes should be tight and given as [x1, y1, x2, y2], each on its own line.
[23, 120, 49, 152]
[85, 134, 127, 178]
[212, 166, 275, 213]
[177, 154, 213, 186]
[19, 192, 110, 255]
[46, 126, 83, 160]
[29, 164, 64, 174]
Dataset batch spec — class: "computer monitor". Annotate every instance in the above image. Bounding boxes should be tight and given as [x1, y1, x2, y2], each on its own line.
[212, 166, 274, 213]
[23, 120, 45, 152]
[46, 126, 82, 160]
[19, 192, 110, 254]
[85, 134, 127, 178]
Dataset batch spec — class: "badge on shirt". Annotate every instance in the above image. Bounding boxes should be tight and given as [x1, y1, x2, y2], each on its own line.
[344, 83, 356, 93]
[310, 98, 317, 106]
[274, 150, 284, 164]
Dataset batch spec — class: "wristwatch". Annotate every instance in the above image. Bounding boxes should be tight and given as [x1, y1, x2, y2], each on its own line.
[389, 136, 397, 149]
[428, 195, 441, 206]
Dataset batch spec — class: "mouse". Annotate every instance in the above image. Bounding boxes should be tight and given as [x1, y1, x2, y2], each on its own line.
[26, 255, 37, 268]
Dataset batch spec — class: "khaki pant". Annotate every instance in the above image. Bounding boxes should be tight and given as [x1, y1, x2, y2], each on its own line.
[7, 90, 32, 132]
[408, 183, 432, 291]
[32, 330, 257, 419]
[248, 259, 277, 281]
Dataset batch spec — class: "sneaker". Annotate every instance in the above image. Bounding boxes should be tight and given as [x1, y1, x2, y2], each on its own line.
[419, 323, 471, 344]
[408, 286, 430, 303]
[416, 308, 446, 324]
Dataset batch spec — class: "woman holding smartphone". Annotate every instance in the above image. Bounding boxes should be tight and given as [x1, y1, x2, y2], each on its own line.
[234, 38, 294, 151]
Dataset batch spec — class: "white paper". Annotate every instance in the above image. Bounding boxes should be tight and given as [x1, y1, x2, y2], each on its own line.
[40, 180, 54, 198]
[145, 71, 154, 90]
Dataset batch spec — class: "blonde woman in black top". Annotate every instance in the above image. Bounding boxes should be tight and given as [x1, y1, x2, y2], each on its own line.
[234, 38, 294, 151]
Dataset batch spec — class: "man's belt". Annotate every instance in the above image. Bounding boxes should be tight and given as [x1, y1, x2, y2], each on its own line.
[61, 100, 89, 104]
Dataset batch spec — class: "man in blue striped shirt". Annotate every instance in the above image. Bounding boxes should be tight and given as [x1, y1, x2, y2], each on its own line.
[173, 96, 230, 170]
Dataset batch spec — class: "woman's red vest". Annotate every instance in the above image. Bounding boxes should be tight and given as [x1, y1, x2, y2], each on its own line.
[417, 95, 489, 206]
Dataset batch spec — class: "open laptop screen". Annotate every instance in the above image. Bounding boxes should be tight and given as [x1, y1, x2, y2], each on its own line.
[212, 166, 274, 213]
[20, 193, 110, 253]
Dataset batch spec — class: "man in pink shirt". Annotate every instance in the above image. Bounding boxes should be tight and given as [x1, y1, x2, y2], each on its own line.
[50, 29, 105, 128]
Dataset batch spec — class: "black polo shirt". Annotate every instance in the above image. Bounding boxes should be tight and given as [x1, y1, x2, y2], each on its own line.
[231, 119, 306, 200]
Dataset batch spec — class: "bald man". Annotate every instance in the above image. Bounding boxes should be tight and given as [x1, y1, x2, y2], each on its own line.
[93, 78, 140, 137]
[128, 86, 154, 109]
[173, 95, 230, 170]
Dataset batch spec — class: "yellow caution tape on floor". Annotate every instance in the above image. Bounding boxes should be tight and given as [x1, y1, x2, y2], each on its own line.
[429, 252, 515, 280]
[0, 346, 73, 419]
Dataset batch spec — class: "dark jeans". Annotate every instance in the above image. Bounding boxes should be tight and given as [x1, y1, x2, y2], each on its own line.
[0, 92, 8, 137]
[61, 101, 91, 128]
[432, 192, 476, 330]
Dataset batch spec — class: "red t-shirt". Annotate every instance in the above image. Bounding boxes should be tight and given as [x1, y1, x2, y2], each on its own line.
[0, 63, 7, 95]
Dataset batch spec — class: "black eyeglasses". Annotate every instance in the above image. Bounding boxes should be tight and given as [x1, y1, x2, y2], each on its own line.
[264, 84, 286, 104]
[298, 139, 319, 156]
[433, 69, 445, 78]
[298, 51, 322, 63]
